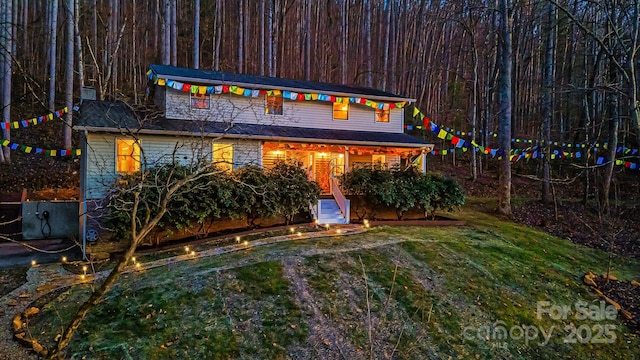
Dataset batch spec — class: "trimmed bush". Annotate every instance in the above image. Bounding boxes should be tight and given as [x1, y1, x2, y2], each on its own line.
[105, 162, 321, 242]
[341, 167, 465, 220]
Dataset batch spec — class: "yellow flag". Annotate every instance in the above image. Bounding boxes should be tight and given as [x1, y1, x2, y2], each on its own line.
[25, 146, 32, 153]
[50, 150, 57, 156]
[437, 129, 447, 139]
[157, 78, 166, 86]
[413, 107, 420, 117]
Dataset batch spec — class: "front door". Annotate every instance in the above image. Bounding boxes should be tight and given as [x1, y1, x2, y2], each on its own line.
[314, 155, 331, 194]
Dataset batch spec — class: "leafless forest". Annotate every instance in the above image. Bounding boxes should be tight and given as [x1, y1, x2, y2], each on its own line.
[1, 0, 639, 213]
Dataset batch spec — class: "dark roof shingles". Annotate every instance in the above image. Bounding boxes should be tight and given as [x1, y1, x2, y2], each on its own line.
[149, 64, 409, 100]
[77, 101, 429, 147]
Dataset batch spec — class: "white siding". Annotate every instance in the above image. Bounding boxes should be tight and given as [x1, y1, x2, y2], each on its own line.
[85, 134, 117, 200]
[163, 88, 404, 133]
[84, 133, 261, 200]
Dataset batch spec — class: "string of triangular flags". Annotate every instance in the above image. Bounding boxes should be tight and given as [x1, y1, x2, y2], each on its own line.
[405, 121, 640, 153]
[147, 70, 407, 111]
[0, 139, 81, 157]
[411, 107, 640, 170]
[0, 107, 67, 130]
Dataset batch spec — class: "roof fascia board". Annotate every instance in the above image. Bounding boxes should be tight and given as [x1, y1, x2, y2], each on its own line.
[75, 125, 432, 149]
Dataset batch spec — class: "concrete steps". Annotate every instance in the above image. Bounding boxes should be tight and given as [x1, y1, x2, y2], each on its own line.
[316, 199, 348, 225]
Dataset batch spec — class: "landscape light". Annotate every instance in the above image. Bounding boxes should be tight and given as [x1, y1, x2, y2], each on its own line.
[191, 251, 195, 256]
[243, 241, 249, 247]
[290, 227, 295, 233]
[61, 256, 67, 263]
[297, 232, 302, 237]
[184, 246, 190, 253]
[235, 236, 241, 243]
[31, 260, 36, 266]
[336, 229, 342, 234]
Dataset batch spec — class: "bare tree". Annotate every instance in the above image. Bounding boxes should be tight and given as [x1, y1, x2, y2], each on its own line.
[46, 158, 222, 359]
[49, 0, 59, 111]
[194, 0, 200, 69]
[541, 1, 555, 205]
[496, 0, 512, 215]
[64, 0, 74, 150]
[0, 0, 13, 163]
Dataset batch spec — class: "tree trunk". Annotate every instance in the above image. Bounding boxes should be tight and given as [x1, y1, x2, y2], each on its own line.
[74, 0, 84, 88]
[170, 0, 177, 66]
[602, 57, 619, 214]
[49, 0, 58, 111]
[194, 0, 200, 69]
[496, 0, 512, 215]
[163, 0, 170, 65]
[64, 0, 74, 150]
[365, 0, 372, 87]
[340, 0, 347, 84]
[259, 0, 265, 76]
[1, 0, 12, 163]
[542, 2, 555, 205]
[238, 0, 244, 73]
[470, 40, 479, 181]
[381, 1, 391, 91]
[304, 0, 310, 80]
[267, 0, 273, 76]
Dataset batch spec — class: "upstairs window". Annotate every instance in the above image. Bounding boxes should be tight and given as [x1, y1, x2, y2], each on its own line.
[116, 139, 141, 173]
[213, 143, 234, 172]
[375, 108, 390, 123]
[191, 93, 210, 109]
[265, 94, 283, 115]
[333, 103, 349, 120]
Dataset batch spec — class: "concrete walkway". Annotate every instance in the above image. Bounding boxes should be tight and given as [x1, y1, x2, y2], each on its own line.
[0, 224, 366, 359]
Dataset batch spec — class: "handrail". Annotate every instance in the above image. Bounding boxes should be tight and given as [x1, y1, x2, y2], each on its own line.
[331, 175, 349, 220]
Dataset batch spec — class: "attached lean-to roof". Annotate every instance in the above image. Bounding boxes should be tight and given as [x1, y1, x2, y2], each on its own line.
[76, 101, 431, 149]
[148, 64, 415, 103]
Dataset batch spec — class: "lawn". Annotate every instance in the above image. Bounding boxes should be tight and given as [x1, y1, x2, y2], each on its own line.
[28, 199, 640, 359]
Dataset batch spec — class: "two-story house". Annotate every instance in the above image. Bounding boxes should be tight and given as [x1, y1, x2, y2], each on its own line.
[75, 64, 433, 248]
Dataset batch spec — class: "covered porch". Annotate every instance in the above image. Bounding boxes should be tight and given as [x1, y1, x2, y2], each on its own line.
[262, 142, 426, 195]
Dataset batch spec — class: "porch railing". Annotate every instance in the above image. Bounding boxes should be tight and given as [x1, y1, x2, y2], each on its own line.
[330, 175, 350, 222]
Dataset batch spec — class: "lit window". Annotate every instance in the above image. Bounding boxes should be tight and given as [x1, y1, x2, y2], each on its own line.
[191, 93, 210, 109]
[333, 103, 348, 120]
[213, 143, 234, 172]
[116, 139, 140, 173]
[265, 94, 283, 115]
[372, 154, 386, 169]
[375, 108, 390, 122]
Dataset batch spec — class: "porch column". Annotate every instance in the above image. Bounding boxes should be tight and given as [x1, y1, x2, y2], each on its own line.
[420, 150, 427, 173]
[344, 146, 349, 173]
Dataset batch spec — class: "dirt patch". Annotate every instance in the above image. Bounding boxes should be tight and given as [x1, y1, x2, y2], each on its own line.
[282, 257, 358, 359]
[0, 267, 28, 297]
[592, 277, 640, 334]
[513, 200, 640, 258]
